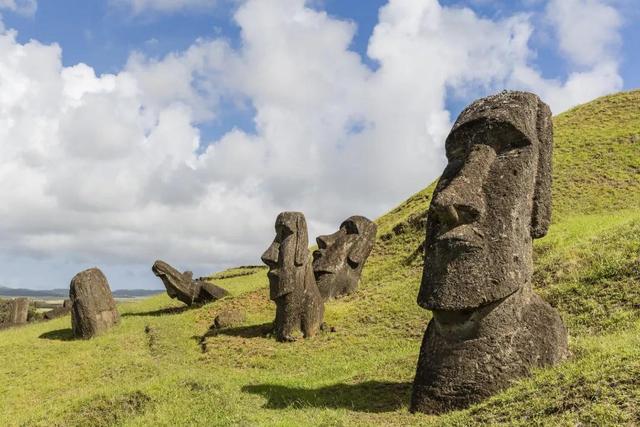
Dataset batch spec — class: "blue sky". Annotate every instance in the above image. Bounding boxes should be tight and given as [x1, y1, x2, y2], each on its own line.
[0, 0, 636, 290]
[4, 0, 638, 142]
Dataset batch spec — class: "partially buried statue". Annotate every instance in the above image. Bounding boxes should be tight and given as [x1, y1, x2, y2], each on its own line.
[411, 91, 569, 414]
[152, 260, 229, 306]
[8, 297, 29, 324]
[261, 212, 324, 342]
[312, 215, 377, 300]
[70, 268, 120, 339]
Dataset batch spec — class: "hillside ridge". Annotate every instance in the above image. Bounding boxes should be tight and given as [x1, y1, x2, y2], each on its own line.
[0, 89, 638, 426]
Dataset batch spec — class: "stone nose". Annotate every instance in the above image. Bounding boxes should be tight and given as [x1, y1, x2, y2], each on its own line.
[316, 231, 339, 249]
[431, 144, 495, 227]
[261, 242, 279, 267]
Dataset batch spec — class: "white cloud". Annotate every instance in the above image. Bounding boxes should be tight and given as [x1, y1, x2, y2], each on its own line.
[546, 0, 621, 67]
[112, 0, 216, 15]
[0, 0, 36, 16]
[0, 0, 625, 289]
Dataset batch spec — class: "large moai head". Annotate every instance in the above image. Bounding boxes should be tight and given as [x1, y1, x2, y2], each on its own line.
[411, 91, 566, 415]
[312, 216, 377, 300]
[261, 212, 310, 301]
[152, 260, 229, 306]
[152, 260, 197, 304]
[418, 91, 553, 312]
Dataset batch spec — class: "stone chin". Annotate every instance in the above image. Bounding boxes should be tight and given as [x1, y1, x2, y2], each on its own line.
[313, 267, 350, 297]
[312, 269, 334, 289]
[420, 238, 522, 311]
[312, 255, 358, 300]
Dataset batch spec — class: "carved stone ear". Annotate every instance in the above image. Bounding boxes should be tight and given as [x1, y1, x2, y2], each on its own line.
[531, 98, 553, 239]
[347, 219, 377, 266]
[294, 214, 309, 266]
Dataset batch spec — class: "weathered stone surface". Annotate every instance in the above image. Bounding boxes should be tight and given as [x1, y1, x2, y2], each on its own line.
[152, 260, 229, 306]
[213, 309, 246, 329]
[70, 268, 120, 339]
[411, 91, 568, 414]
[261, 212, 324, 342]
[8, 298, 29, 324]
[312, 215, 377, 300]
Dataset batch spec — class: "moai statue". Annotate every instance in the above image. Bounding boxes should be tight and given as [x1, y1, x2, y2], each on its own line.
[312, 216, 377, 300]
[152, 260, 229, 306]
[411, 91, 569, 414]
[8, 298, 29, 324]
[261, 212, 324, 342]
[70, 268, 120, 339]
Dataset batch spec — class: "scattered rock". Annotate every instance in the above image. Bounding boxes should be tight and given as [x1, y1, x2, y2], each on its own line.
[44, 306, 71, 320]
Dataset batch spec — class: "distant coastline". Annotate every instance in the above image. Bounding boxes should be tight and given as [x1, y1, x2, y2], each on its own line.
[0, 286, 162, 299]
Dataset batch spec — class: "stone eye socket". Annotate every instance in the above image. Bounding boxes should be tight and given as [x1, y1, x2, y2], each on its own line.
[276, 225, 293, 241]
[439, 158, 464, 184]
[342, 221, 359, 235]
[486, 130, 531, 156]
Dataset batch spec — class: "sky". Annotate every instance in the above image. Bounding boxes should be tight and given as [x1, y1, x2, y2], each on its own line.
[0, 0, 637, 290]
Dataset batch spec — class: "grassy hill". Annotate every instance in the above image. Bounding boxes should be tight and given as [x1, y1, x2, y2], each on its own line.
[1, 90, 639, 426]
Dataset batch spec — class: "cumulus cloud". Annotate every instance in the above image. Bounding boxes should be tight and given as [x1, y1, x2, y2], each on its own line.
[0, 0, 625, 289]
[546, 0, 621, 67]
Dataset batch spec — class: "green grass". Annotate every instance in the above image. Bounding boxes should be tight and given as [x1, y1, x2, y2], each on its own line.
[552, 89, 640, 219]
[1, 90, 639, 426]
[209, 266, 268, 297]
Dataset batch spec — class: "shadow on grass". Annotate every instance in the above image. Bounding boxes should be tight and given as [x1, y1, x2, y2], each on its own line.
[242, 381, 411, 413]
[122, 306, 191, 317]
[39, 328, 74, 341]
[207, 322, 273, 339]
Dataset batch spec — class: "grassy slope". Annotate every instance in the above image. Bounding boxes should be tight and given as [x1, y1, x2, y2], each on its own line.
[1, 90, 639, 426]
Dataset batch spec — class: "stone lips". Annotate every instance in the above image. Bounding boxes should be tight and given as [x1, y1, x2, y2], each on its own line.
[70, 268, 120, 339]
[313, 215, 377, 300]
[261, 212, 324, 342]
[411, 90, 568, 414]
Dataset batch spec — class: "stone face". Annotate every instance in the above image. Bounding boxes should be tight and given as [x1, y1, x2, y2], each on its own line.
[70, 268, 120, 339]
[312, 215, 377, 300]
[261, 212, 324, 342]
[8, 298, 29, 324]
[152, 260, 229, 306]
[411, 91, 568, 414]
